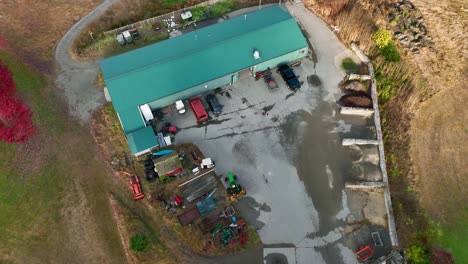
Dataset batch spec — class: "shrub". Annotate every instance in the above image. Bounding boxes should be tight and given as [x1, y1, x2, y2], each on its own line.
[0, 62, 16, 96]
[381, 42, 400, 62]
[0, 95, 35, 143]
[129, 234, 149, 252]
[372, 28, 392, 49]
[406, 244, 431, 264]
[341, 57, 359, 73]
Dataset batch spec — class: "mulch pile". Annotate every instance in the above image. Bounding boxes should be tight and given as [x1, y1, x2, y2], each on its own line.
[338, 94, 373, 108]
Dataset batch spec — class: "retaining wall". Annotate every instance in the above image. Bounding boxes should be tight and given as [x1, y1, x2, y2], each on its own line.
[340, 106, 374, 116]
[351, 43, 399, 247]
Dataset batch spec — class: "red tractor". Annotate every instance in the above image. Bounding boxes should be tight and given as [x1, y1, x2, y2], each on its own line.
[130, 174, 145, 201]
[118, 171, 145, 201]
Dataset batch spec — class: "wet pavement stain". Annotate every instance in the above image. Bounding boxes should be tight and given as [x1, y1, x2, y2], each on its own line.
[285, 92, 295, 100]
[205, 126, 276, 140]
[307, 74, 322, 87]
[232, 138, 256, 166]
[278, 103, 365, 263]
[264, 253, 288, 264]
[218, 123, 245, 131]
[236, 196, 266, 230]
[219, 101, 265, 116]
[178, 118, 231, 130]
[262, 103, 275, 113]
[259, 203, 271, 212]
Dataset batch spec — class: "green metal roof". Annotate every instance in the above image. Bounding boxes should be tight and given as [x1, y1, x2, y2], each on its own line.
[100, 5, 308, 155]
[118, 106, 144, 133]
[126, 126, 159, 155]
[100, 5, 307, 122]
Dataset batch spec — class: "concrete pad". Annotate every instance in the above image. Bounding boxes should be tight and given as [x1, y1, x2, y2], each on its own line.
[296, 248, 326, 264]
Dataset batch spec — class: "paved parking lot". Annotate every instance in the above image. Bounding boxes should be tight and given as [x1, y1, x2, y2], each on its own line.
[162, 3, 391, 264]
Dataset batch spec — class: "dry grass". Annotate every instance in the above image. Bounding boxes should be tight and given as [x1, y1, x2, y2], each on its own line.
[0, 0, 100, 73]
[109, 194, 176, 264]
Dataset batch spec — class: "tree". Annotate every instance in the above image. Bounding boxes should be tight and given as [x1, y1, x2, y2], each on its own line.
[0, 62, 16, 96]
[129, 234, 149, 252]
[0, 96, 35, 143]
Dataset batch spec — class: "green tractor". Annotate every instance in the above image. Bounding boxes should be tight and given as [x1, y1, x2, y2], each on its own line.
[225, 172, 246, 202]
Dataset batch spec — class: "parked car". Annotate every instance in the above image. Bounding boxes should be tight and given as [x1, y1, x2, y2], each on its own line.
[116, 34, 125, 46]
[189, 98, 208, 122]
[205, 94, 223, 115]
[129, 175, 145, 201]
[191, 150, 200, 160]
[175, 100, 186, 114]
[129, 28, 140, 40]
[122, 30, 133, 43]
[277, 64, 301, 91]
[152, 22, 162, 31]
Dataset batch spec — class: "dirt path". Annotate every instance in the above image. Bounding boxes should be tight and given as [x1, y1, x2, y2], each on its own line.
[55, 0, 116, 123]
[109, 194, 137, 264]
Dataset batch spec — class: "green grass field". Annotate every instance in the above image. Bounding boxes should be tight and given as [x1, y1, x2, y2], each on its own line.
[0, 51, 125, 262]
[0, 51, 65, 256]
[437, 212, 468, 263]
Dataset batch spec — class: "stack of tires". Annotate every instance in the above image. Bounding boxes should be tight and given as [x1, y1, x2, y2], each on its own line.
[143, 159, 158, 182]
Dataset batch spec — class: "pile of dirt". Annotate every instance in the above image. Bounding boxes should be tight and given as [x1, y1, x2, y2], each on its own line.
[339, 80, 369, 94]
[338, 94, 373, 108]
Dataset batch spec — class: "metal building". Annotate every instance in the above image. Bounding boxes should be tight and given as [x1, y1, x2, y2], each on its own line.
[100, 5, 308, 156]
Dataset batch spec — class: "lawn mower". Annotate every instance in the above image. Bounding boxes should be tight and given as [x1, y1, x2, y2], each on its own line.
[225, 172, 246, 202]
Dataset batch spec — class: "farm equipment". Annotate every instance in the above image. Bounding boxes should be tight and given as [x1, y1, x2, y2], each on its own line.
[356, 245, 374, 262]
[118, 171, 145, 201]
[262, 68, 278, 91]
[225, 172, 246, 202]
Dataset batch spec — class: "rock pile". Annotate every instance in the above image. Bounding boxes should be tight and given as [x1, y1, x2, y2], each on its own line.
[388, 0, 433, 53]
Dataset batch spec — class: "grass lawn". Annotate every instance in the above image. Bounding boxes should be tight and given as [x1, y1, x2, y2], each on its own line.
[437, 212, 468, 263]
[0, 51, 64, 256]
[0, 51, 125, 262]
[80, 30, 169, 59]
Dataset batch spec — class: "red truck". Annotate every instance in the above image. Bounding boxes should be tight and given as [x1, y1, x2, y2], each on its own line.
[189, 98, 208, 122]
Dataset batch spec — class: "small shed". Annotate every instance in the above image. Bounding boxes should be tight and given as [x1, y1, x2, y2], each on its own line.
[177, 207, 201, 226]
[126, 126, 159, 156]
[152, 152, 183, 176]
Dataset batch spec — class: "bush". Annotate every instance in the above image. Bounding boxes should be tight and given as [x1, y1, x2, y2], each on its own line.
[129, 234, 149, 252]
[406, 244, 431, 264]
[372, 29, 391, 49]
[381, 42, 400, 62]
[341, 57, 359, 73]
